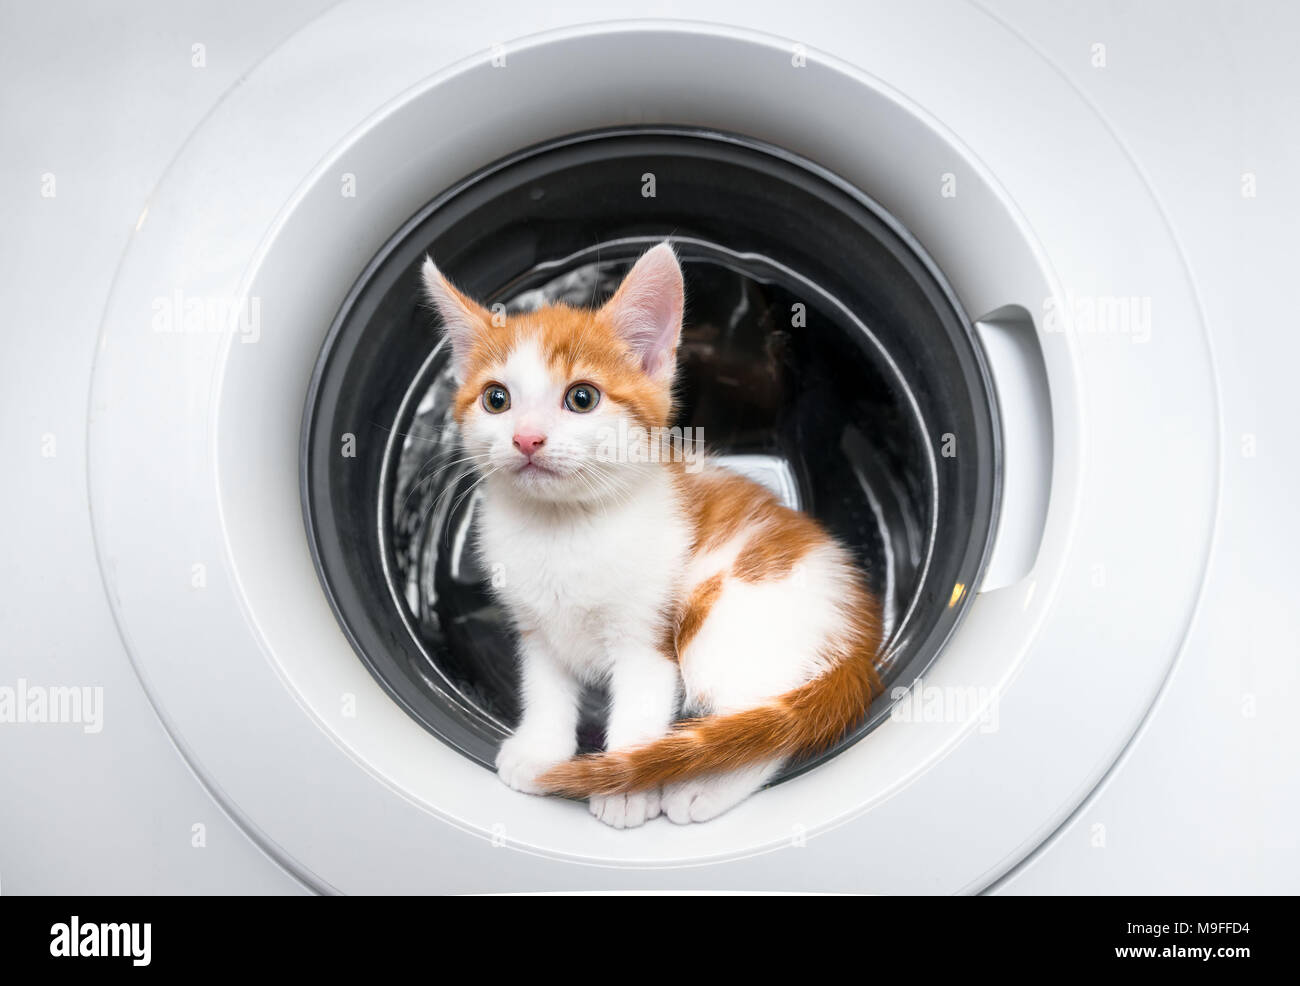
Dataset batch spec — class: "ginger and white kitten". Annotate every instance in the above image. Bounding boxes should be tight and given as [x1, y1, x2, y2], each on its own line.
[422, 242, 883, 828]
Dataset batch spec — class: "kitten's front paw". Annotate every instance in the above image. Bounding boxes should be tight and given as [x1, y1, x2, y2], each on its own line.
[589, 789, 662, 830]
[495, 734, 569, 795]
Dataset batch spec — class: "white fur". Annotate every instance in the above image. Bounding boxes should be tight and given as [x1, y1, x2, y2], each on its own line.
[473, 367, 854, 828]
[470, 356, 692, 830]
[677, 542, 851, 713]
[439, 245, 860, 828]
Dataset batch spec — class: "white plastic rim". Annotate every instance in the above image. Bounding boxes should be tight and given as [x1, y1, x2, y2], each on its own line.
[88, 2, 1217, 893]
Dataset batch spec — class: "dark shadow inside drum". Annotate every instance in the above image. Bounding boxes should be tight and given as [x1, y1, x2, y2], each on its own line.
[301, 128, 999, 784]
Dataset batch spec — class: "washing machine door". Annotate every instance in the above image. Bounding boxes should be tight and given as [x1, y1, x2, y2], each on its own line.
[300, 126, 1004, 780]
[88, 6, 1216, 893]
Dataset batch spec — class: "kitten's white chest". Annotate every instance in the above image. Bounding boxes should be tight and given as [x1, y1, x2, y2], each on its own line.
[476, 473, 686, 671]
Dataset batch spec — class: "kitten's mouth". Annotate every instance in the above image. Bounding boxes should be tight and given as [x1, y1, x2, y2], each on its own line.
[515, 459, 563, 478]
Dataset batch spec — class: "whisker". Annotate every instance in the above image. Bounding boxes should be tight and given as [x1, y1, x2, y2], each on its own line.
[397, 451, 493, 514]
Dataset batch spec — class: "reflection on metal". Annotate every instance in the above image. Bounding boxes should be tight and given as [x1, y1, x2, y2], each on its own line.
[715, 454, 802, 510]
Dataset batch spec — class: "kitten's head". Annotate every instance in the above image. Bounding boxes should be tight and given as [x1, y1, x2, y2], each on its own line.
[421, 242, 684, 504]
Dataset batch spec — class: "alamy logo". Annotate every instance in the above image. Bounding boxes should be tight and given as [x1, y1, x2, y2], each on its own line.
[0, 679, 103, 733]
[595, 421, 705, 472]
[50, 917, 151, 966]
[1042, 294, 1151, 343]
[151, 289, 261, 343]
[889, 677, 1000, 734]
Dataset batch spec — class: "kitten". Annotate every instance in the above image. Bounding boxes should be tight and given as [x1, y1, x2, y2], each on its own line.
[422, 242, 884, 828]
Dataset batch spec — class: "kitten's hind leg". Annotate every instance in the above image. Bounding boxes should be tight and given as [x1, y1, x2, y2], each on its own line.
[661, 759, 783, 825]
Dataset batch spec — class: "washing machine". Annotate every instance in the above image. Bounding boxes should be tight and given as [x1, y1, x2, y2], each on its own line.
[1, 0, 1296, 895]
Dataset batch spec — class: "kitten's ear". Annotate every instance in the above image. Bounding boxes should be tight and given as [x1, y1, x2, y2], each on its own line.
[422, 256, 490, 379]
[601, 241, 684, 379]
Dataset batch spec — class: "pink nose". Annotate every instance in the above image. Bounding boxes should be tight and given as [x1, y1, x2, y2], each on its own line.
[512, 433, 546, 457]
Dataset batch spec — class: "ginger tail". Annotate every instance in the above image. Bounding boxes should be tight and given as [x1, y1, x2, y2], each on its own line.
[536, 644, 882, 798]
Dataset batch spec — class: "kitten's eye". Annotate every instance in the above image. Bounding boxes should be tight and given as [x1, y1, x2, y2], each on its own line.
[482, 385, 510, 414]
[564, 383, 600, 413]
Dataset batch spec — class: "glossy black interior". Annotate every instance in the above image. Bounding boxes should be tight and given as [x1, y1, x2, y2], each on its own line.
[301, 128, 999, 779]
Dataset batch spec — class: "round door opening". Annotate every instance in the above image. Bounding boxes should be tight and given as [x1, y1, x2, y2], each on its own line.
[301, 127, 999, 781]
